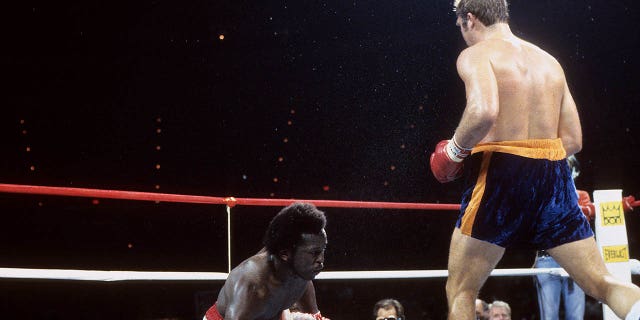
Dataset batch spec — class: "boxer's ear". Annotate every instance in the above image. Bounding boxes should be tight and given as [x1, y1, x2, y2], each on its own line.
[279, 249, 291, 262]
[465, 13, 476, 29]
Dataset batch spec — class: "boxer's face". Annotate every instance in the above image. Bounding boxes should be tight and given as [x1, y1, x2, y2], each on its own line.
[290, 229, 327, 280]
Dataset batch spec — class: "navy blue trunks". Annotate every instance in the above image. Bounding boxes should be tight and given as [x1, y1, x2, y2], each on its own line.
[456, 138, 593, 249]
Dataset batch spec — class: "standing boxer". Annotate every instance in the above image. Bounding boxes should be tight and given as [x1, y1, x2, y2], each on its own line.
[429, 1, 640, 319]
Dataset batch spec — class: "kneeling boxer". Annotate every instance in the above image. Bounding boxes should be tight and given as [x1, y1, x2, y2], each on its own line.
[204, 202, 328, 320]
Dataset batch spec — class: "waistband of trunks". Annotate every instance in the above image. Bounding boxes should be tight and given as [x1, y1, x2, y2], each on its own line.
[471, 138, 566, 160]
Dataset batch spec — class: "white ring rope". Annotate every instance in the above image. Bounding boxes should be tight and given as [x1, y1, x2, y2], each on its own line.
[1, 260, 638, 282]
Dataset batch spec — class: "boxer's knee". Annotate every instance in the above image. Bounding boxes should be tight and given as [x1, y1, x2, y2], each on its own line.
[446, 279, 479, 306]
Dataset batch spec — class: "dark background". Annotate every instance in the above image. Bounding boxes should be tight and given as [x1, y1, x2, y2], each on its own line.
[1, 0, 639, 319]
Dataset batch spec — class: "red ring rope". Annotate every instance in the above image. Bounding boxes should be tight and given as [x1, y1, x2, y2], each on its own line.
[0, 183, 460, 210]
[0, 183, 598, 212]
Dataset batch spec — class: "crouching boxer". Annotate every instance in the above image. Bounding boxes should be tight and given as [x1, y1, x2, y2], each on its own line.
[204, 202, 329, 320]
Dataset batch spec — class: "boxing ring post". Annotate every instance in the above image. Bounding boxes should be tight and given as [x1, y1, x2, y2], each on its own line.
[594, 190, 632, 320]
[223, 197, 237, 273]
[227, 205, 232, 274]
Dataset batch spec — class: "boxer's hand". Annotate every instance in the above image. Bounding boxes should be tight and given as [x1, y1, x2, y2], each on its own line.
[623, 195, 636, 213]
[577, 190, 591, 205]
[288, 313, 316, 320]
[285, 311, 329, 320]
[580, 202, 596, 220]
[430, 139, 470, 183]
[577, 190, 595, 220]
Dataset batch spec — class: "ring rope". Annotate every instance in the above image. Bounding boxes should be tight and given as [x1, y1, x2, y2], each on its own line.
[2, 263, 639, 281]
[0, 182, 619, 282]
[0, 267, 570, 281]
[0, 183, 594, 212]
[0, 183, 460, 210]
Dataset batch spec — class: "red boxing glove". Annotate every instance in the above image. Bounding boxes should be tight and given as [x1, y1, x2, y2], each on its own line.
[623, 195, 636, 213]
[430, 138, 471, 183]
[577, 190, 595, 220]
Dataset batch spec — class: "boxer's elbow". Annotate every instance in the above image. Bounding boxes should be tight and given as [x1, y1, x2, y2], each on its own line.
[562, 137, 582, 156]
[574, 140, 583, 154]
[480, 109, 498, 128]
[478, 113, 498, 137]
[558, 124, 582, 156]
[468, 102, 498, 130]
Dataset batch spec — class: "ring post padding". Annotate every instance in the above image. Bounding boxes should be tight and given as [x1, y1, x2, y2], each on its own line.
[594, 189, 631, 320]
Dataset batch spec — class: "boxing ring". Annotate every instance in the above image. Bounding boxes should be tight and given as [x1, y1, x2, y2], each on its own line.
[1, 183, 638, 319]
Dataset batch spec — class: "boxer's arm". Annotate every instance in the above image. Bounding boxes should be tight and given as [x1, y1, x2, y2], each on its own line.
[452, 47, 499, 148]
[287, 282, 328, 320]
[294, 282, 319, 314]
[224, 277, 267, 320]
[558, 78, 582, 155]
